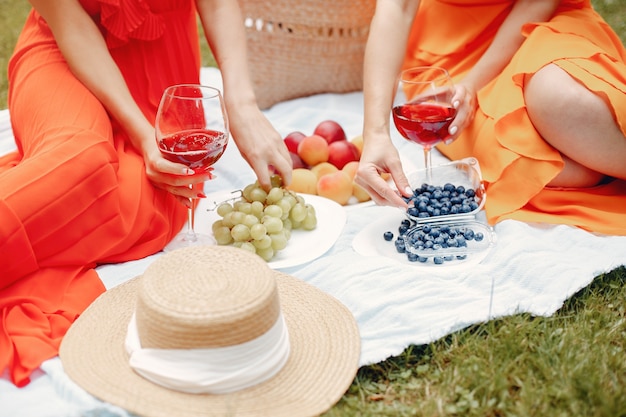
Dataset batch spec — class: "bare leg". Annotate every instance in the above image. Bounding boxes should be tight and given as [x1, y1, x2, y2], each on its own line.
[524, 64, 626, 187]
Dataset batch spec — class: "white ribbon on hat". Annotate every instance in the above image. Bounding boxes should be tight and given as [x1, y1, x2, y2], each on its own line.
[124, 313, 290, 394]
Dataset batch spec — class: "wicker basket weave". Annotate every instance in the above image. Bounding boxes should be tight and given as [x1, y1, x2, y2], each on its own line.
[237, 0, 376, 109]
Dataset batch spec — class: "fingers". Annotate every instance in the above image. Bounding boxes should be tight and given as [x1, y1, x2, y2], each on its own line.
[446, 84, 476, 144]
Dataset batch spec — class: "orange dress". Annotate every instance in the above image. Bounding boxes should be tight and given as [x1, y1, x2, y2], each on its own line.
[404, 0, 626, 235]
[0, 0, 198, 386]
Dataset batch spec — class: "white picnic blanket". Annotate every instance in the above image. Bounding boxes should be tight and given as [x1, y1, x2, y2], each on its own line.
[1, 67, 625, 417]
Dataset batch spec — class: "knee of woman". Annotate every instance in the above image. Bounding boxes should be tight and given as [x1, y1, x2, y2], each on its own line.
[523, 64, 598, 129]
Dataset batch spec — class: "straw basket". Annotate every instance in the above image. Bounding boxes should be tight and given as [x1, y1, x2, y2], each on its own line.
[237, 0, 376, 109]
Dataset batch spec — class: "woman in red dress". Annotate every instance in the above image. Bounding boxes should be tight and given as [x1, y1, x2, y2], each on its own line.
[0, 0, 292, 386]
[356, 0, 626, 235]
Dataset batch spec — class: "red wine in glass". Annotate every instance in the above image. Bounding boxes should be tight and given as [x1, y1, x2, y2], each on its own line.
[158, 129, 228, 173]
[155, 84, 229, 251]
[394, 67, 456, 181]
[392, 101, 456, 147]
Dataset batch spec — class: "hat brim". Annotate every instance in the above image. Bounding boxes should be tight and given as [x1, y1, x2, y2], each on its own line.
[60, 271, 360, 417]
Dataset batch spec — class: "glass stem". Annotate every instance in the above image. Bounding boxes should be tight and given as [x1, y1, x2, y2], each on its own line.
[185, 186, 198, 242]
[424, 147, 433, 184]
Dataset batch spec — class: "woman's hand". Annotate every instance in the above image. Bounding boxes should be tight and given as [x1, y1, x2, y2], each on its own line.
[227, 102, 293, 190]
[143, 138, 211, 208]
[354, 132, 412, 209]
[446, 83, 477, 145]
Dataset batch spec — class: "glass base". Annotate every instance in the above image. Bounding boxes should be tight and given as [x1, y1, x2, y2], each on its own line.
[163, 232, 216, 252]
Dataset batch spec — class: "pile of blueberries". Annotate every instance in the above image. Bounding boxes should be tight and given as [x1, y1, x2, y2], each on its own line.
[384, 220, 485, 264]
[383, 182, 485, 265]
[404, 182, 480, 219]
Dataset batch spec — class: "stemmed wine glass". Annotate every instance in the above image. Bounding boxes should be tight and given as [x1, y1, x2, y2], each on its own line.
[155, 84, 229, 251]
[392, 66, 456, 181]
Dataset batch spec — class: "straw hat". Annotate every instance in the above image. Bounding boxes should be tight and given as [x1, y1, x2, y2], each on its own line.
[60, 246, 360, 417]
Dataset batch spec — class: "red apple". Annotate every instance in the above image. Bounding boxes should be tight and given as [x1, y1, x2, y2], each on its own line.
[283, 131, 306, 154]
[313, 120, 347, 144]
[289, 152, 307, 169]
[327, 140, 360, 169]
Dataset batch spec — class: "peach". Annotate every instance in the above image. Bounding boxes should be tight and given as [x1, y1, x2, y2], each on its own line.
[316, 171, 353, 205]
[310, 161, 338, 179]
[297, 134, 329, 167]
[342, 161, 371, 203]
[341, 160, 359, 180]
[285, 168, 318, 195]
[350, 135, 364, 155]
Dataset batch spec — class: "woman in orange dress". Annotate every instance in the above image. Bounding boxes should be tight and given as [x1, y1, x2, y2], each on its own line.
[0, 0, 292, 387]
[356, 0, 626, 235]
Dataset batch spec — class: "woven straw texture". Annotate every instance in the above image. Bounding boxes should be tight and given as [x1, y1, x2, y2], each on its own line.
[59, 246, 360, 417]
[237, 0, 376, 109]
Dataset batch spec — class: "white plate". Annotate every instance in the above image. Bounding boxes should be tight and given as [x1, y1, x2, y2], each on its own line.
[352, 208, 493, 270]
[194, 191, 346, 269]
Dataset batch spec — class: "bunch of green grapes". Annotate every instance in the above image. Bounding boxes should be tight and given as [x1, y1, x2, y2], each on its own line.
[211, 179, 317, 262]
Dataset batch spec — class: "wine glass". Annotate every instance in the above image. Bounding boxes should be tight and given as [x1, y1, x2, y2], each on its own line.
[392, 66, 456, 182]
[155, 84, 229, 251]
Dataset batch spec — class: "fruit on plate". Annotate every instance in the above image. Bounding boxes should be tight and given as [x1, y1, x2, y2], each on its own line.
[316, 170, 353, 206]
[283, 131, 306, 153]
[313, 120, 347, 144]
[282, 119, 375, 205]
[327, 140, 360, 170]
[297, 134, 329, 166]
[212, 176, 317, 262]
[287, 168, 318, 195]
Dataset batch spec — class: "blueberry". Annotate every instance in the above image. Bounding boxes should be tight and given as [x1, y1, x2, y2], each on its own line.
[407, 252, 419, 262]
[444, 255, 454, 262]
[418, 256, 428, 263]
[443, 183, 456, 192]
[394, 239, 406, 253]
[407, 207, 419, 217]
[446, 238, 458, 247]
[456, 254, 468, 260]
[456, 185, 466, 194]
[474, 232, 484, 241]
[383, 231, 394, 241]
[465, 188, 476, 198]
[433, 256, 444, 265]
[418, 212, 430, 218]
[398, 224, 409, 236]
[422, 224, 432, 234]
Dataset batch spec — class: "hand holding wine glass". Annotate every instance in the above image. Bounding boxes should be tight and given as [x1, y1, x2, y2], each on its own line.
[155, 84, 229, 251]
[393, 66, 456, 181]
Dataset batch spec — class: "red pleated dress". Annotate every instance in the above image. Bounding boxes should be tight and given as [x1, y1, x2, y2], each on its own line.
[404, 0, 626, 235]
[1, 0, 199, 386]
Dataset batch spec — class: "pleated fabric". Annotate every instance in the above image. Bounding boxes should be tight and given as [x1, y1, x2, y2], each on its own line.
[1, 0, 200, 386]
[404, 0, 626, 235]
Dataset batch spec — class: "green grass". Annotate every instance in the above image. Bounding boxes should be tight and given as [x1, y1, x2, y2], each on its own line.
[1, 2, 625, 416]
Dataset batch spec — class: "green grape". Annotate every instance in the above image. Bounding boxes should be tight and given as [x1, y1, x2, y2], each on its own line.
[302, 206, 317, 230]
[216, 202, 233, 218]
[266, 187, 284, 204]
[276, 198, 291, 220]
[239, 242, 257, 254]
[248, 187, 268, 202]
[234, 200, 252, 214]
[231, 224, 251, 242]
[212, 219, 225, 233]
[289, 203, 307, 223]
[214, 226, 234, 245]
[256, 246, 275, 262]
[242, 183, 257, 202]
[264, 204, 283, 218]
[243, 214, 259, 228]
[250, 201, 264, 217]
[262, 215, 283, 234]
[283, 227, 292, 241]
[282, 218, 293, 231]
[252, 234, 272, 250]
[270, 231, 288, 251]
[269, 174, 283, 189]
[250, 223, 267, 240]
